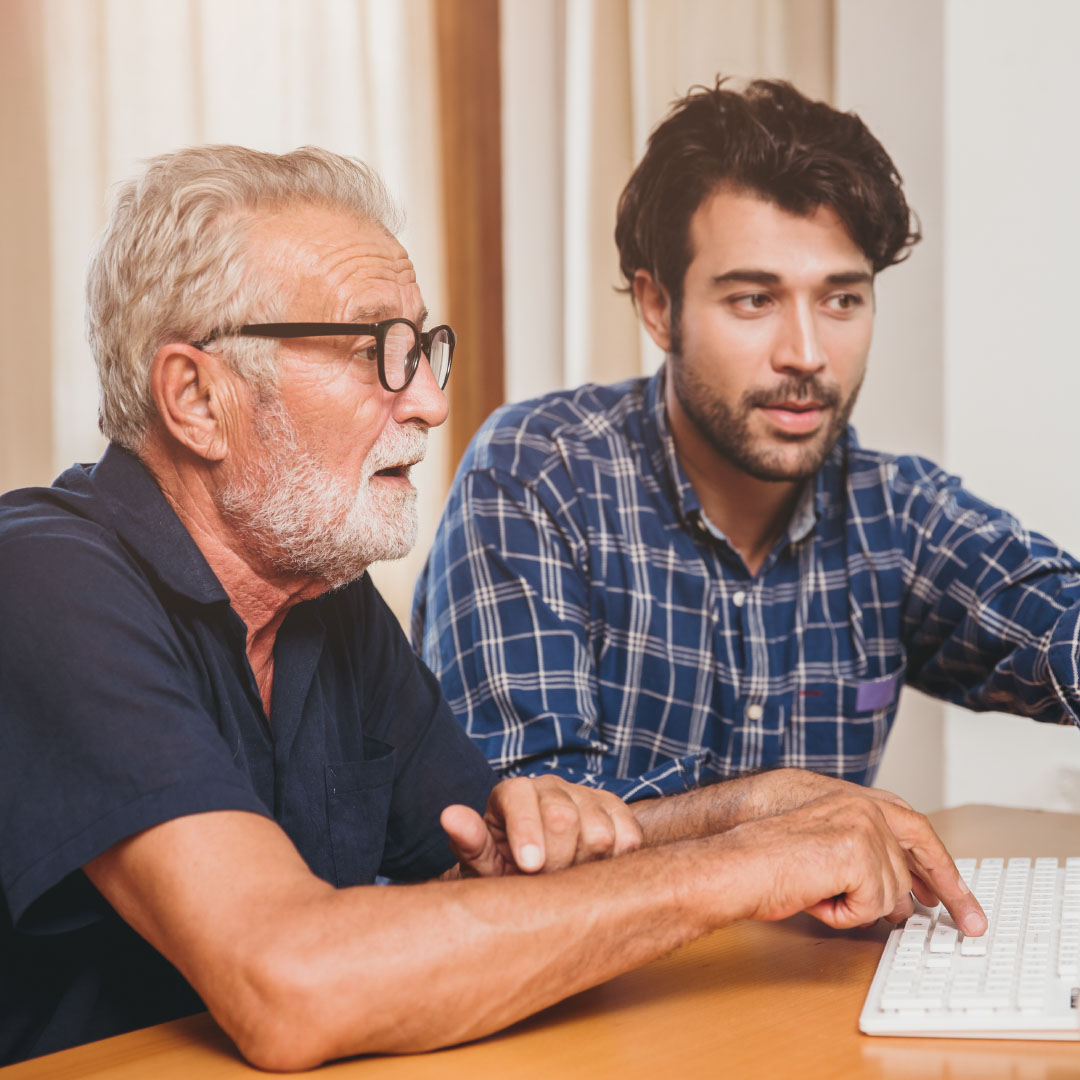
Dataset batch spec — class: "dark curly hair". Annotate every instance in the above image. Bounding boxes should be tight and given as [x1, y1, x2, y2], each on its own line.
[616, 77, 920, 316]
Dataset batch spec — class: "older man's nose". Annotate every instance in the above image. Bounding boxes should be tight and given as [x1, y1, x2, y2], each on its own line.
[393, 353, 449, 429]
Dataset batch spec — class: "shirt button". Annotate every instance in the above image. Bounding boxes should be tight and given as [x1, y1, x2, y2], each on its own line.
[746, 704, 763, 721]
[732, 590, 746, 607]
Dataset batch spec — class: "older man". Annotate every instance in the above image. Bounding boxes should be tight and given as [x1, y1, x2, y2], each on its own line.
[0, 146, 983, 1069]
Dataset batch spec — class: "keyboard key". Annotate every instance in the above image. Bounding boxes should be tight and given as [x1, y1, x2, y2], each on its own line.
[929, 925, 958, 952]
[959, 934, 988, 956]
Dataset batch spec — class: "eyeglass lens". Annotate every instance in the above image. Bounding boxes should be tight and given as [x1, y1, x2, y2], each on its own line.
[426, 327, 453, 389]
[382, 322, 418, 390]
[382, 323, 452, 391]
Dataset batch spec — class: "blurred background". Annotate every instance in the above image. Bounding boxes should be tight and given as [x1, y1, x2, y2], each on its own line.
[3, 0, 1079, 815]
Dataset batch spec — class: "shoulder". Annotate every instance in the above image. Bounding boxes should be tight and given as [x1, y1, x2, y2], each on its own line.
[463, 377, 653, 483]
[1, 464, 102, 537]
[838, 431, 1023, 533]
[843, 438, 953, 492]
[0, 473, 138, 597]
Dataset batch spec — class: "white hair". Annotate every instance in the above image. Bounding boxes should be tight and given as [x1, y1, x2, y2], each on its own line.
[86, 144, 403, 451]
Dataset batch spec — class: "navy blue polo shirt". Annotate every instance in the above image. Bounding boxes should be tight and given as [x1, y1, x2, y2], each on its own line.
[0, 444, 497, 1064]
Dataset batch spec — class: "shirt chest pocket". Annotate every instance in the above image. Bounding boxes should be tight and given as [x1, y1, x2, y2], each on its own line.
[325, 738, 396, 887]
[790, 660, 906, 776]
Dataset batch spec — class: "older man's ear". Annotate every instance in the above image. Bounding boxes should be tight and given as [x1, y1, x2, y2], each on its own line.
[149, 344, 239, 463]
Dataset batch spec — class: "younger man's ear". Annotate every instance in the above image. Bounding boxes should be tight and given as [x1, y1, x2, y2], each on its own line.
[149, 344, 233, 462]
[632, 270, 673, 352]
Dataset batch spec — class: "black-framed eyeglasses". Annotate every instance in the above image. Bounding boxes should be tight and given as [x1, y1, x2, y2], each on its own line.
[194, 319, 455, 392]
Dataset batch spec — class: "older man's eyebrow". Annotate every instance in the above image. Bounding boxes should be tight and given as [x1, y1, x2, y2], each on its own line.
[342, 305, 430, 327]
[343, 304, 394, 323]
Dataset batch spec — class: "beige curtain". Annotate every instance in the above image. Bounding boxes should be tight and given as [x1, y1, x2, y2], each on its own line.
[1, 2, 53, 495]
[500, 0, 833, 399]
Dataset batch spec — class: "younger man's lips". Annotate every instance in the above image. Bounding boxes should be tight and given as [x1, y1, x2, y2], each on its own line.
[758, 403, 826, 435]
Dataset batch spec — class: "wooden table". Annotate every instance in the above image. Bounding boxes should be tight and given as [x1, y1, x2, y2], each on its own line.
[5, 805, 1080, 1079]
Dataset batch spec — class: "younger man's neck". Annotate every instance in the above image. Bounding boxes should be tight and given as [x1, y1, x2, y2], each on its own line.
[665, 392, 803, 578]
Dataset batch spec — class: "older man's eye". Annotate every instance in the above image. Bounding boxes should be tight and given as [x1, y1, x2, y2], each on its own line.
[352, 339, 379, 363]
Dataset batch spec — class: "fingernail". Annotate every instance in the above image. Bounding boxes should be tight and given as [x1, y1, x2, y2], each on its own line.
[962, 912, 985, 935]
[519, 844, 543, 871]
[956, 875, 971, 895]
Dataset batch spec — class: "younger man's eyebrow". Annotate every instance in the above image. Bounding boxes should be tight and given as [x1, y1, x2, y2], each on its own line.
[712, 269, 781, 286]
[824, 271, 874, 286]
[710, 269, 874, 287]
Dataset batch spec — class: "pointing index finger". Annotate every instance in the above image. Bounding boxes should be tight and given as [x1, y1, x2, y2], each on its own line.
[878, 803, 987, 936]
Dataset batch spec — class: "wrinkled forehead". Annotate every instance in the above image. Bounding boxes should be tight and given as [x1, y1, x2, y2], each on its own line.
[242, 202, 421, 316]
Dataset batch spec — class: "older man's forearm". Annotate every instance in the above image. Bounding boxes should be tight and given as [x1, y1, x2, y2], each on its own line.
[629, 767, 910, 847]
[238, 796, 983, 1069]
[88, 792, 981, 1072]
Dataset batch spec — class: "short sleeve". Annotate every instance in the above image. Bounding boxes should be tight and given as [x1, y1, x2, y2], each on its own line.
[0, 521, 270, 929]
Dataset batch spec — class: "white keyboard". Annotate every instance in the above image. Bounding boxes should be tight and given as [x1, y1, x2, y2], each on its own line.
[860, 856, 1080, 1039]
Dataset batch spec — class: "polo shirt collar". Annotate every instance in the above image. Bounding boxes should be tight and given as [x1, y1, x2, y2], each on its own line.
[87, 443, 230, 605]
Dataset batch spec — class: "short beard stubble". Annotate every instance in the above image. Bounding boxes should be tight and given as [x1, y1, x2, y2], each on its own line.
[668, 311, 864, 482]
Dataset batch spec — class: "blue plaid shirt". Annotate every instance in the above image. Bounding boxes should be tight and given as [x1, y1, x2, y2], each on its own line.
[413, 369, 1080, 800]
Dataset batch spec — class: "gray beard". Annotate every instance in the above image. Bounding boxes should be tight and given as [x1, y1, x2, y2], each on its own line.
[216, 395, 423, 589]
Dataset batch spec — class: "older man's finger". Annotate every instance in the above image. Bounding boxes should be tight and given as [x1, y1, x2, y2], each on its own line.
[876, 803, 987, 937]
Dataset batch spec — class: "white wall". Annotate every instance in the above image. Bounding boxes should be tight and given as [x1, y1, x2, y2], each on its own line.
[941, 0, 1080, 812]
[835, 0, 946, 812]
[837, 0, 1080, 813]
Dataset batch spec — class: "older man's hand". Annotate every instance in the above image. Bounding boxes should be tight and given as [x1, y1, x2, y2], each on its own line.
[735, 767, 912, 822]
[441, 776, 644, 877]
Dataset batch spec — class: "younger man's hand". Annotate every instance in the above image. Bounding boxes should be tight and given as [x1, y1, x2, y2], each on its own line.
[441, 775, 643, 877]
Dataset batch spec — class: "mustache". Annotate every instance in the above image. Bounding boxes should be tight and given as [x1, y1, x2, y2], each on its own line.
[364, 422, 429, 474]
[744, 377, 842, 409]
